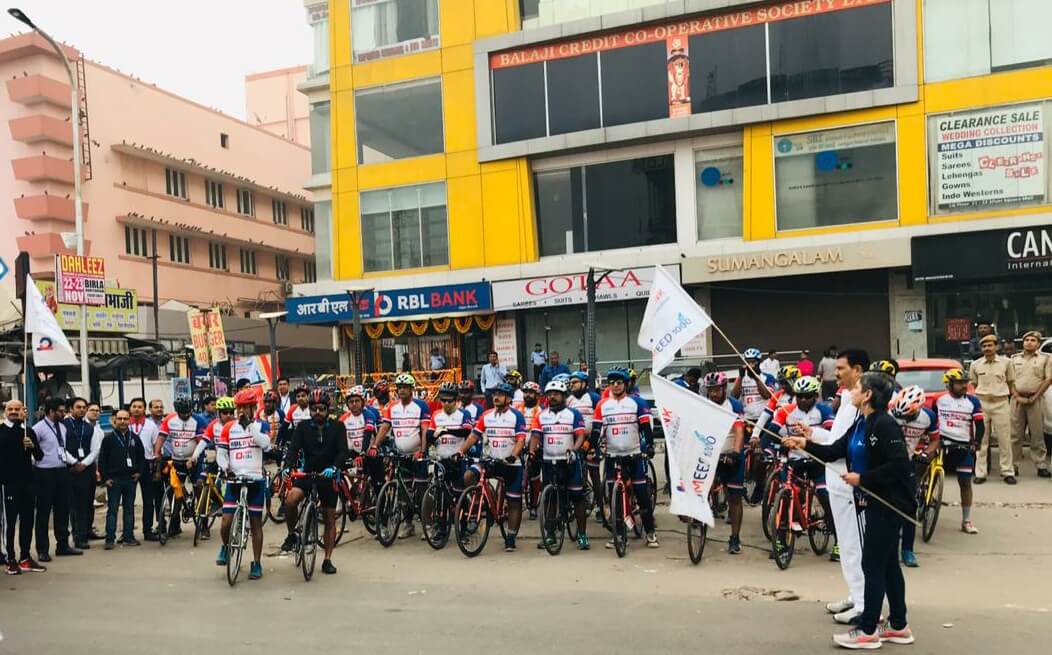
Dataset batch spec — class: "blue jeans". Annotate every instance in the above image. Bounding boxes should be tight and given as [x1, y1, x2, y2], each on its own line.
[106, 477, 137, 543]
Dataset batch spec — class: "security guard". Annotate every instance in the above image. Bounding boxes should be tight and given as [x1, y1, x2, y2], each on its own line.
[970, 334, 1016, 484]
[1010, 331, 1052, 478]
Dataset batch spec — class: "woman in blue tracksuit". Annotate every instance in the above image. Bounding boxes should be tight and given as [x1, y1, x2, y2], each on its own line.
[783, 371, 917, 650]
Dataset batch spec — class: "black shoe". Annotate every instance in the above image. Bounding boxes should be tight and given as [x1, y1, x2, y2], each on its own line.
[280, 534, 299, 552]
[88, 530, 105, 541]
[143, 532, 159, 542]
[1014, 466, 1020, 476]
[1004, 475, 1018, 485]
[124, 538, 141, 547]
[1038, 468, 1051, 478]
[56, 544, 83, 556]
[321, 559, 337, 575]
[37, 552, 52, 563]
[74, 541, 90, 550]
[104, 542, 115, 551]
[974, 477, 986, 485]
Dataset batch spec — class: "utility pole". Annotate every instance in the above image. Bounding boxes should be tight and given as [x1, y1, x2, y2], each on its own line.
[346, 288, 372, 384]
[259, 311, 286, 389]
[584, 266, 613, 390]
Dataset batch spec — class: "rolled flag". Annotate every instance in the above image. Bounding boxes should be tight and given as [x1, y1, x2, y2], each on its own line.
[25, 274, 80, 367]
[636, 264, 712, 373]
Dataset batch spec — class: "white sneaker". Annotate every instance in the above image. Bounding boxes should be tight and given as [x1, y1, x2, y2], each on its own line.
[833, 628, 882, 650]
[835, 607, 864, 625]
[645, 532, 660, 548]
[827, 599, 855, 614]
[877, 622, 915, 645]
[398, 523, 415, 539]
[604, 538, 615, 549]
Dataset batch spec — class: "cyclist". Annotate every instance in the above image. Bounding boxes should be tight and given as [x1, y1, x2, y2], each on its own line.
[215, 389, 271, 580]
[506, 369, 526, 405]
[516, 381, 544, 517]
[188, 397, 237, 539]
[870, 359, 902, 392]
[593, 367, 658, 549]
[768, 376, 835, 537]
[286, 385, 312, 429]
[339, 386, 376, 459]
[627, 368, 641, 396]
[457, 380, 483, 423]
[372, 374, 430, 539]
[702, 372, 746, 554]
[256, 390, 287, 464]
[282, 389, 348, 575]
[370, 379, 391, 412]
[154, 397, 206, 537]
[933, 368, 983, 535]
[567, 371, 603, 520]
[890, 385, 939, 567]
[427, 382, 474, 497]
[463, 382, 527, 552]
[731, 348, 775, 427]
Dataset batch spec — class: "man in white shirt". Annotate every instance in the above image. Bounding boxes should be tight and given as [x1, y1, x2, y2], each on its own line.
[759, 350, 781, 377]
[128, 398, 161, 541]
[480, 350, 507, 405]
[531, 344, 547, 382]
[429, 348, 447, 371]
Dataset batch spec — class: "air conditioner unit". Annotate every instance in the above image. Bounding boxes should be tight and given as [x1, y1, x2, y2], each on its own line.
[282, 281, 294, 295]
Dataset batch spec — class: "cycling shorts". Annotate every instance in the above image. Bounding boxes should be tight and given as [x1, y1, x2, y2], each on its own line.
[788, 458, 827, 491]
[439, 458, 469, 491]
[715, 454, 745, 496]
[293, 477, 339, 509]
[942, 443, 975, 478]
[476, 462, 523, 499]
[603, 456, 648, 487]
[542, 460, 584, 499]
[223, 480, 266, 518]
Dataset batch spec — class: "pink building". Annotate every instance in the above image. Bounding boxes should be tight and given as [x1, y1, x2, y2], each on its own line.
[245, 65, 310, 146]
[1, 33, 316, 316]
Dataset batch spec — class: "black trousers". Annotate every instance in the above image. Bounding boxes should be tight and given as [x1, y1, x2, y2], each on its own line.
[4, 482, 35, 561]
[33, 467, 71, 554]
[859, 505, 909, 634]
[139, 468, 162, 535]
[69, 467, 96, 543]
[533, 364, 543, 382]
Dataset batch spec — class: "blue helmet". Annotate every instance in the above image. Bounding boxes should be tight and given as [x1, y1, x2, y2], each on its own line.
[553, 373, 571, 383]
[493, 382, 516, 397]
[743, 348, 762, 361]
[570, 371, 590, 383]
[605, 367, 630, 382]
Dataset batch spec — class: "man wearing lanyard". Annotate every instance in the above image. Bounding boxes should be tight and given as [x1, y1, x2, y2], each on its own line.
[276, 377, 293, 415]
[1, 400, 47, 574]
[85, 402, 106, 540]
[128, 398, 161, 541]
[99, 409, 145, 549]
[31, 397, 81, 561]
[63, 398, 102, 550]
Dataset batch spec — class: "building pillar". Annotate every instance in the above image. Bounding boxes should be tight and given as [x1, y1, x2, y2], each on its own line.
[888, 269, 927, 360]
[337, 326, 351, 376]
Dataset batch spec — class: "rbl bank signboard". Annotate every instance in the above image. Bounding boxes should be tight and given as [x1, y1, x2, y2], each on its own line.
[287, 282, 492, 324]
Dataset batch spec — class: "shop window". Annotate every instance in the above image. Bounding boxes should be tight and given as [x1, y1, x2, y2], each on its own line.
[600, 42, 668, 127]
[360, 182, 448, 272]
[695, 149, 743, 240]
[351, 0, 439, 63]
[689, 25, 768, 113]
[534, 154, 676, 256]
[310, 101, 331, 173]
[356, 78, 443, 164]
[769, 3, 894, 104]
[774, 122, 898, 231]
[547, 54, 601, 135]
[492, 63, 547, 144]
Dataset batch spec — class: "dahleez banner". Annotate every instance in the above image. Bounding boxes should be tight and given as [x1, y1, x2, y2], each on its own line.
[652, 375, 734, 526]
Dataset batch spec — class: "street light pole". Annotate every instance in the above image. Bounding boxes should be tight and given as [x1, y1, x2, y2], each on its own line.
[346, 289, 372, 384]
[585, 265, 614, 390]
[8, 8, 90, 393]
[259, 311, 287, 390]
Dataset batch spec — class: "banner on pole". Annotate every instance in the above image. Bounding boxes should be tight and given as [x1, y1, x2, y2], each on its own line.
[205, 312, 228, 363]
[187, 310, 210, 366]
[25, 274, 80, 367]
[637, 264, 712, 373]
[652, 375, 734, 526]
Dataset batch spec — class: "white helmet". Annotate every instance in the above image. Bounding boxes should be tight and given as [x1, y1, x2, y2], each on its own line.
[545, 380, 568, 394]
[891, 385, 926, 418]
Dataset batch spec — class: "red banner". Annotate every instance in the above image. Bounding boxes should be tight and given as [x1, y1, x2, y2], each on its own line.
[490, 0, 890, 69]
[666, 36, 690, 118]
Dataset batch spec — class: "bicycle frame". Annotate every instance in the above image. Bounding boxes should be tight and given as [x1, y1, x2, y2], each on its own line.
[923, 449, 945, 503]
[462, 459, 506, 527]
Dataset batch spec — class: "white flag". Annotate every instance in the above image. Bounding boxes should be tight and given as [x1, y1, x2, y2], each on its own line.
[652, 375, 736, 526]
[636, 264, 712, 373]
[25, 275, 80, 367]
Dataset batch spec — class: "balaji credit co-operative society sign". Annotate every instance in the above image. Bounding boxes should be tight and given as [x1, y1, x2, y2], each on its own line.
[491, 266, 681, 311]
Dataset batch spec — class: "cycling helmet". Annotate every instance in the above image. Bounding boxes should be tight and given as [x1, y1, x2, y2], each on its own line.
[346, 385, 366, 399]
[943, 368, 966, 385]
[627, 368, 638, 380]
[494, 382, 516, 396]
[293, 384, 310, 396]
[553, 373, 571, 383]
[308, 389, 331, 407]
[792, 376, 821, 396]
[215, 396, 236, 412]
[438, 382, 459, 398]
[570, 371, 589, 383]
[743, 348, 762, 361]
[262, 390, 279, 403]
[394, 373, 416, 388]
[506, 369, 523, 381]
[522, 381, 541, 393]
[458, 380, 475, 392]
[233, 389, 258, 406]
[606, 367, 630, 382]
[870, 359, 899, 376]
[778, 365, 802, 383]
[545, 380, 569, 394]
[372, 379, 389, 393]
[892, 385, 926, 419]
[173, 397, 192, 414]
[703, 371, 728, 388]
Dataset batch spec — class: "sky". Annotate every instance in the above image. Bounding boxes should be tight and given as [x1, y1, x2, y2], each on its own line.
[5, 0, 312, 119]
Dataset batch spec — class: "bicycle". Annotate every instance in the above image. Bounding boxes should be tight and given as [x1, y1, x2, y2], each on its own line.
[374, 454, 419, 548]
[224, 475, 257, 587]
[334, 458, 377, 543]
[454, 457, 509, 557]
[917, 446, 946, 543]
[420, 458, 458, 550]
[267, 466, 291, 524]
[760, 452, 786, 541]
[157, 461, 194, 545]
[606, 455, 645, 558]
[289, 472, 324, 582]
[686, 479, 725, 565]
[537, 457, 581, 556]
[767, 461, 830, 570]
[192, 452, 225, 547]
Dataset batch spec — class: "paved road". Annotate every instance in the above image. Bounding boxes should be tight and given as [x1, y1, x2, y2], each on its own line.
[2, 460, 1049, 654]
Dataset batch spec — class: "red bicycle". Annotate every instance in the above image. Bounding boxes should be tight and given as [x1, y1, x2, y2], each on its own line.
[453, 458, 508, 557]
[768, 460, 830, 570]
[685, 478, 725, 565]
[607, 455, 644, 558]
[334, 458, 377, 542]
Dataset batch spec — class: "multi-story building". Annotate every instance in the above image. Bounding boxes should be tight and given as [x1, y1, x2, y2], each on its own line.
[291, 0, 1052, 380]
[0, 32, 335, 386]
[245, 65, 311, 145]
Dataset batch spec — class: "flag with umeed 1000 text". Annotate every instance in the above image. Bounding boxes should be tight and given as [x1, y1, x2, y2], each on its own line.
[636, 264, 712, 374]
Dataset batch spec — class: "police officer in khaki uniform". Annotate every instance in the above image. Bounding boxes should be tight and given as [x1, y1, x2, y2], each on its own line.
[970, 334, 1017, 483]
[1010, 331, 1052, 478]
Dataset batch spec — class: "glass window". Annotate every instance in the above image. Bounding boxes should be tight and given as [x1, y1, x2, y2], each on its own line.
[309, 101, 331, 173]
[356, 78, 443, 164]
[695, 149, 743, 240]
[308, 3, 329, 75]
[301, 206, 315, 233]
[360, 182, 448, 272]
[208, 242, 227, 271]
[534, 154, 676, 256]
[124, 226, 149, 257]
[492, 63, 547, 144]
[769, 4, 893, 103]
[303, 260, 317, 283]
[689, 25, 767, 113]
[164, 168, 187, 199]
[239, 249, 257, 275]
[547, 54, 600, 135]
[205, 180, 224, 209]
[990, 0, 1052, 72]
[923, 0, 990, 82]
[272, 199, 288, 225]
[236, 189, 253, 216]
[313, 200, 333, 281]
[351, 0, 439, 63]
[600, 42, 668, 127]
[774, 122, 898, 231]
[275, 255, 290, 281]
[519, 0, 540, 21]
[169, 235, 191, 264]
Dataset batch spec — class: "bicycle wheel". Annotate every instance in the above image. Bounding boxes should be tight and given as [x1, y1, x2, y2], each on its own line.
[301, 503, 318, 582]
[760, 470, 780, 541]
[375, 480, 403, 548]
[539, 485, 565, 556]
[686, 518, 707, 565]
[207, 484, 223, 528]
[180, 486, 196, 524]
[771, 488, 795, 570]
[611, 482, 628, 558]
[422, 483, 451, 550]
[333, 493, 349, 545]
[226, 505, 246, 586]
[266, 472, 287, 524]
[645, 458, 658, 507]
[359, 481, 378, 536]
[921, 467, 944, 543]
[454, 484, 491, 558]
[743, 452, 759, 506]
[807, 492, 830, 556]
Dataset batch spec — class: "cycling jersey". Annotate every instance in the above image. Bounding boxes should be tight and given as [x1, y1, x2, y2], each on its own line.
[255, 407, 286, 440]
[735, 373, 776, 421]
[770, 402, 834, 459]
[382, 398, 431, 455]
[339, 409, 377, 453]
[191, 417, 224, 461]
[593, 394, 650, 457]
[514, 402, 541, 428]
[567, 390, 601, 424]
[474, 407, 526, 463]
[718, 397, 746, 454]
[458, 400, 484, 424]
[934, 394, 983, 445]
[430, 408, 474, 458]
[285, 404, 312, 429]
[216, 418, 270, 480]
[893, 408, 939, 452]
[531, 406, 585, 461]
[158, 413, 205, 461]
[368, 397, 389, 413]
